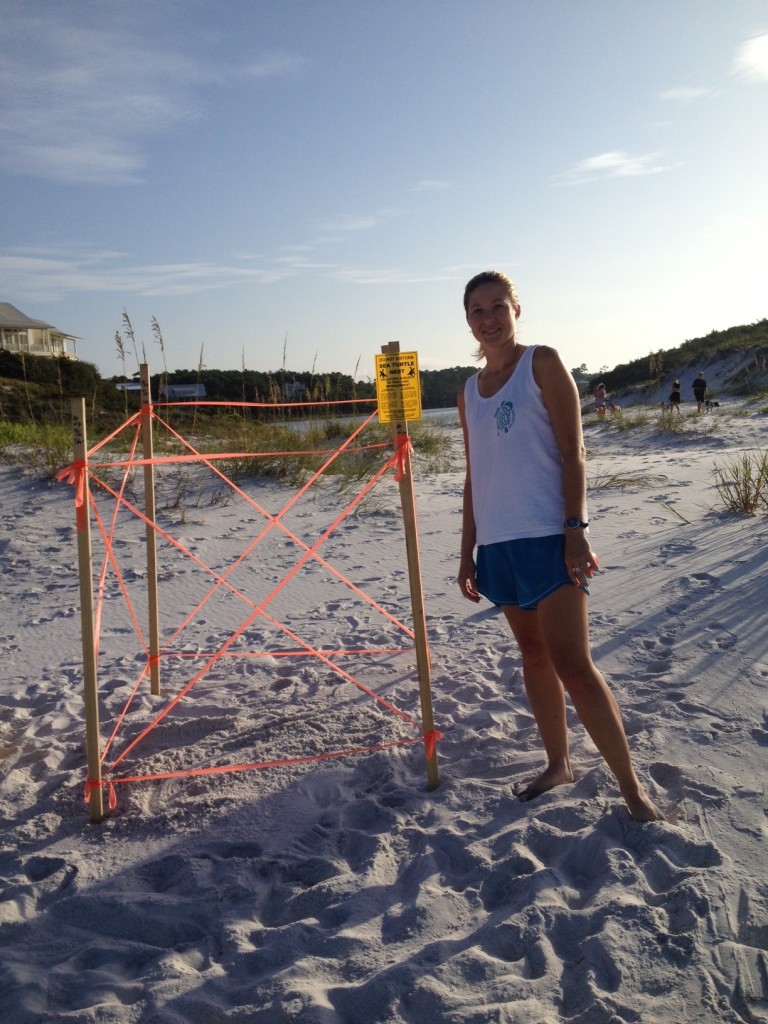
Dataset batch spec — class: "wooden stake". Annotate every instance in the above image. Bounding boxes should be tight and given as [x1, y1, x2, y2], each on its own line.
[140, 364, 161, 695]
[381, 342, 439, 790]
[71, 399, 104, 822]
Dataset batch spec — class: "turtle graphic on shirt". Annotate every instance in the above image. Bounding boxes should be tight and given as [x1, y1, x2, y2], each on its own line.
[495, 400, 515, 434]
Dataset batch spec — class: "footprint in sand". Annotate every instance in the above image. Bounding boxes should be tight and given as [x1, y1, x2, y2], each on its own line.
[702, 620, 739, 650]
[660, 541, 696, 555]
[664, 571, 721, 616]
[752, 714, 768, 746]
[629, 631, 677, 678]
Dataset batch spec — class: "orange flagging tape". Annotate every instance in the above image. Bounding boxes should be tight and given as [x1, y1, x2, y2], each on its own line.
[155, 398, 377, 411]
[92, 420, 145, 662]
[62, 397, 437, 803]
[85, 777, 117, 811]
[87, 410, 142, 458]
[423, 730, 443, 761]
[87, 443, 392, 470]
[85, 729, 441, 802]
[56, 459, 87, 530]
[394, 432, 413, 482]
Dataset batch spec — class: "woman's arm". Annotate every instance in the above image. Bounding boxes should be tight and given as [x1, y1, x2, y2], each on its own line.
[457, 383, 481, 602]
[533, 346, 599, 583]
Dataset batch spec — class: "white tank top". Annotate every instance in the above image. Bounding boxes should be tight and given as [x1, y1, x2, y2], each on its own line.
[464, 345, 566, 545]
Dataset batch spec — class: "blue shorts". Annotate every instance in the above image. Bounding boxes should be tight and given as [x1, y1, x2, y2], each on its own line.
[476, 535, 572, 610]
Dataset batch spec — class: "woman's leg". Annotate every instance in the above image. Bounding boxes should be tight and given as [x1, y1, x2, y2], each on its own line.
[501, 604, 574, 800]
[535, 585, 663, 821]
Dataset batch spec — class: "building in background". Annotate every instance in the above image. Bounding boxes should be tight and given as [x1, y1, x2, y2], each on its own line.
[159, 383, 207, 401]
[0, 303, 79, 360]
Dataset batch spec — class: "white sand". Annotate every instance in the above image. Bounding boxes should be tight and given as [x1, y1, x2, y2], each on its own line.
[1, 401, 767, 1023]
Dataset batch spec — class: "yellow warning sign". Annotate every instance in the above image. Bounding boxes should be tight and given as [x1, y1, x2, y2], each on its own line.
[375, 351, 422, 423]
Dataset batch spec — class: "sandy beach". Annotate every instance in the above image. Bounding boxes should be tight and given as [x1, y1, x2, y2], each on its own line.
[1, 400, 767, 1023]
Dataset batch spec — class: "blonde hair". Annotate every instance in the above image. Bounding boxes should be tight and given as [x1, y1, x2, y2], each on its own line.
[463, 270, 520, 313]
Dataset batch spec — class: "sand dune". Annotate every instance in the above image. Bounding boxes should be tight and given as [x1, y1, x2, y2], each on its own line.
[1, 401, 766, 1023]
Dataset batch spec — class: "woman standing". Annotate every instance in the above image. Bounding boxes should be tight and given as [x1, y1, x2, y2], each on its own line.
[669, 379, 681, 414]
[456, 270, 662, 822]
[594, 382, 607, 419]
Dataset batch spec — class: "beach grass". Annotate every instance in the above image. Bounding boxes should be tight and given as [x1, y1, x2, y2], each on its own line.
[0, 415, 452, 489]
[712, 449, 768, 514]
[586, 465, 665, 491]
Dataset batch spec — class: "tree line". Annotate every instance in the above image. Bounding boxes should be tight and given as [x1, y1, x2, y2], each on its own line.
[585, 318, 768, 395]
[0, 350, 480, 422]
[2, 315, 766, 424]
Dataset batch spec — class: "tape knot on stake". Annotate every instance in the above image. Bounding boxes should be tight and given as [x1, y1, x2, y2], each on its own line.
[56, 459, 88, 529]
[394, 432, 413, 482]
[84, 777, 117, 811]
[57, 459, 86, 501]
[423, 730, 443, 761]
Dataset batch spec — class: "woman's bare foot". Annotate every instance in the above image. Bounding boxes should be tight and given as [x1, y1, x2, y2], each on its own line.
[516, 761, 574, 802]
[623, 785, 666, 822]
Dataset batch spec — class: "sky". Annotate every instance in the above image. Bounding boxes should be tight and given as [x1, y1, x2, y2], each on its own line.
[1, 0, 767, 382]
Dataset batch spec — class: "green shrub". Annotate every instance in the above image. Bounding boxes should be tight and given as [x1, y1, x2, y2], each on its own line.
[0, 421, 72, 476]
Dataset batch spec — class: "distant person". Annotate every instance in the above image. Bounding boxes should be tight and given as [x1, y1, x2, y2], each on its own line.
[692, 372, 707, 413]
[456, 269, 663, 822]
[669, 379, 681, 414]
[594, 382, 607, 420]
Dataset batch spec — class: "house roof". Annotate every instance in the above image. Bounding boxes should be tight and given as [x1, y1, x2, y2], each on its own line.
[0, 302, 76, 338]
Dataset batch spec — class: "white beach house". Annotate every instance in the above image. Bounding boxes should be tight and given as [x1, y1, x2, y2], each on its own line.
[0, 303, 79, 360]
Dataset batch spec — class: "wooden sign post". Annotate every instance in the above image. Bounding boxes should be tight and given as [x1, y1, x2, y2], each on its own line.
[378, 342, 439, 790]
[140, 364, 161, 695]
[71, 399, 104, 823]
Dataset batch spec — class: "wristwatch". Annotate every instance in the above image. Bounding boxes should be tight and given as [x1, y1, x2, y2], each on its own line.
[564, 518, 589, 529]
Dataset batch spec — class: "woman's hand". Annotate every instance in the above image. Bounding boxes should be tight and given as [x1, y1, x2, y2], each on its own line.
[564, 532, 599, 591]
[457, 556, 481, 602]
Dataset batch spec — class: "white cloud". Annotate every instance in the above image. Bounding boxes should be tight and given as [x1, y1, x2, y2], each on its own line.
[0, 247, 296, 301]
[239, 53, 308, 79]
[0, 242, 461, 301]
[316, 210, 400, 233]
[0, 12, 305, 185]
[555, 151, 672, 185]
[0, 18, 199, 184]
[412, 180, 453, 192]
[658, 87, 717, 103]
[273, 245, 338, 269]
[8, 142, 146, 187]
[733, 33, 768, 82]
[331, 267, 457, 285]
[319, 215, 381, 233]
